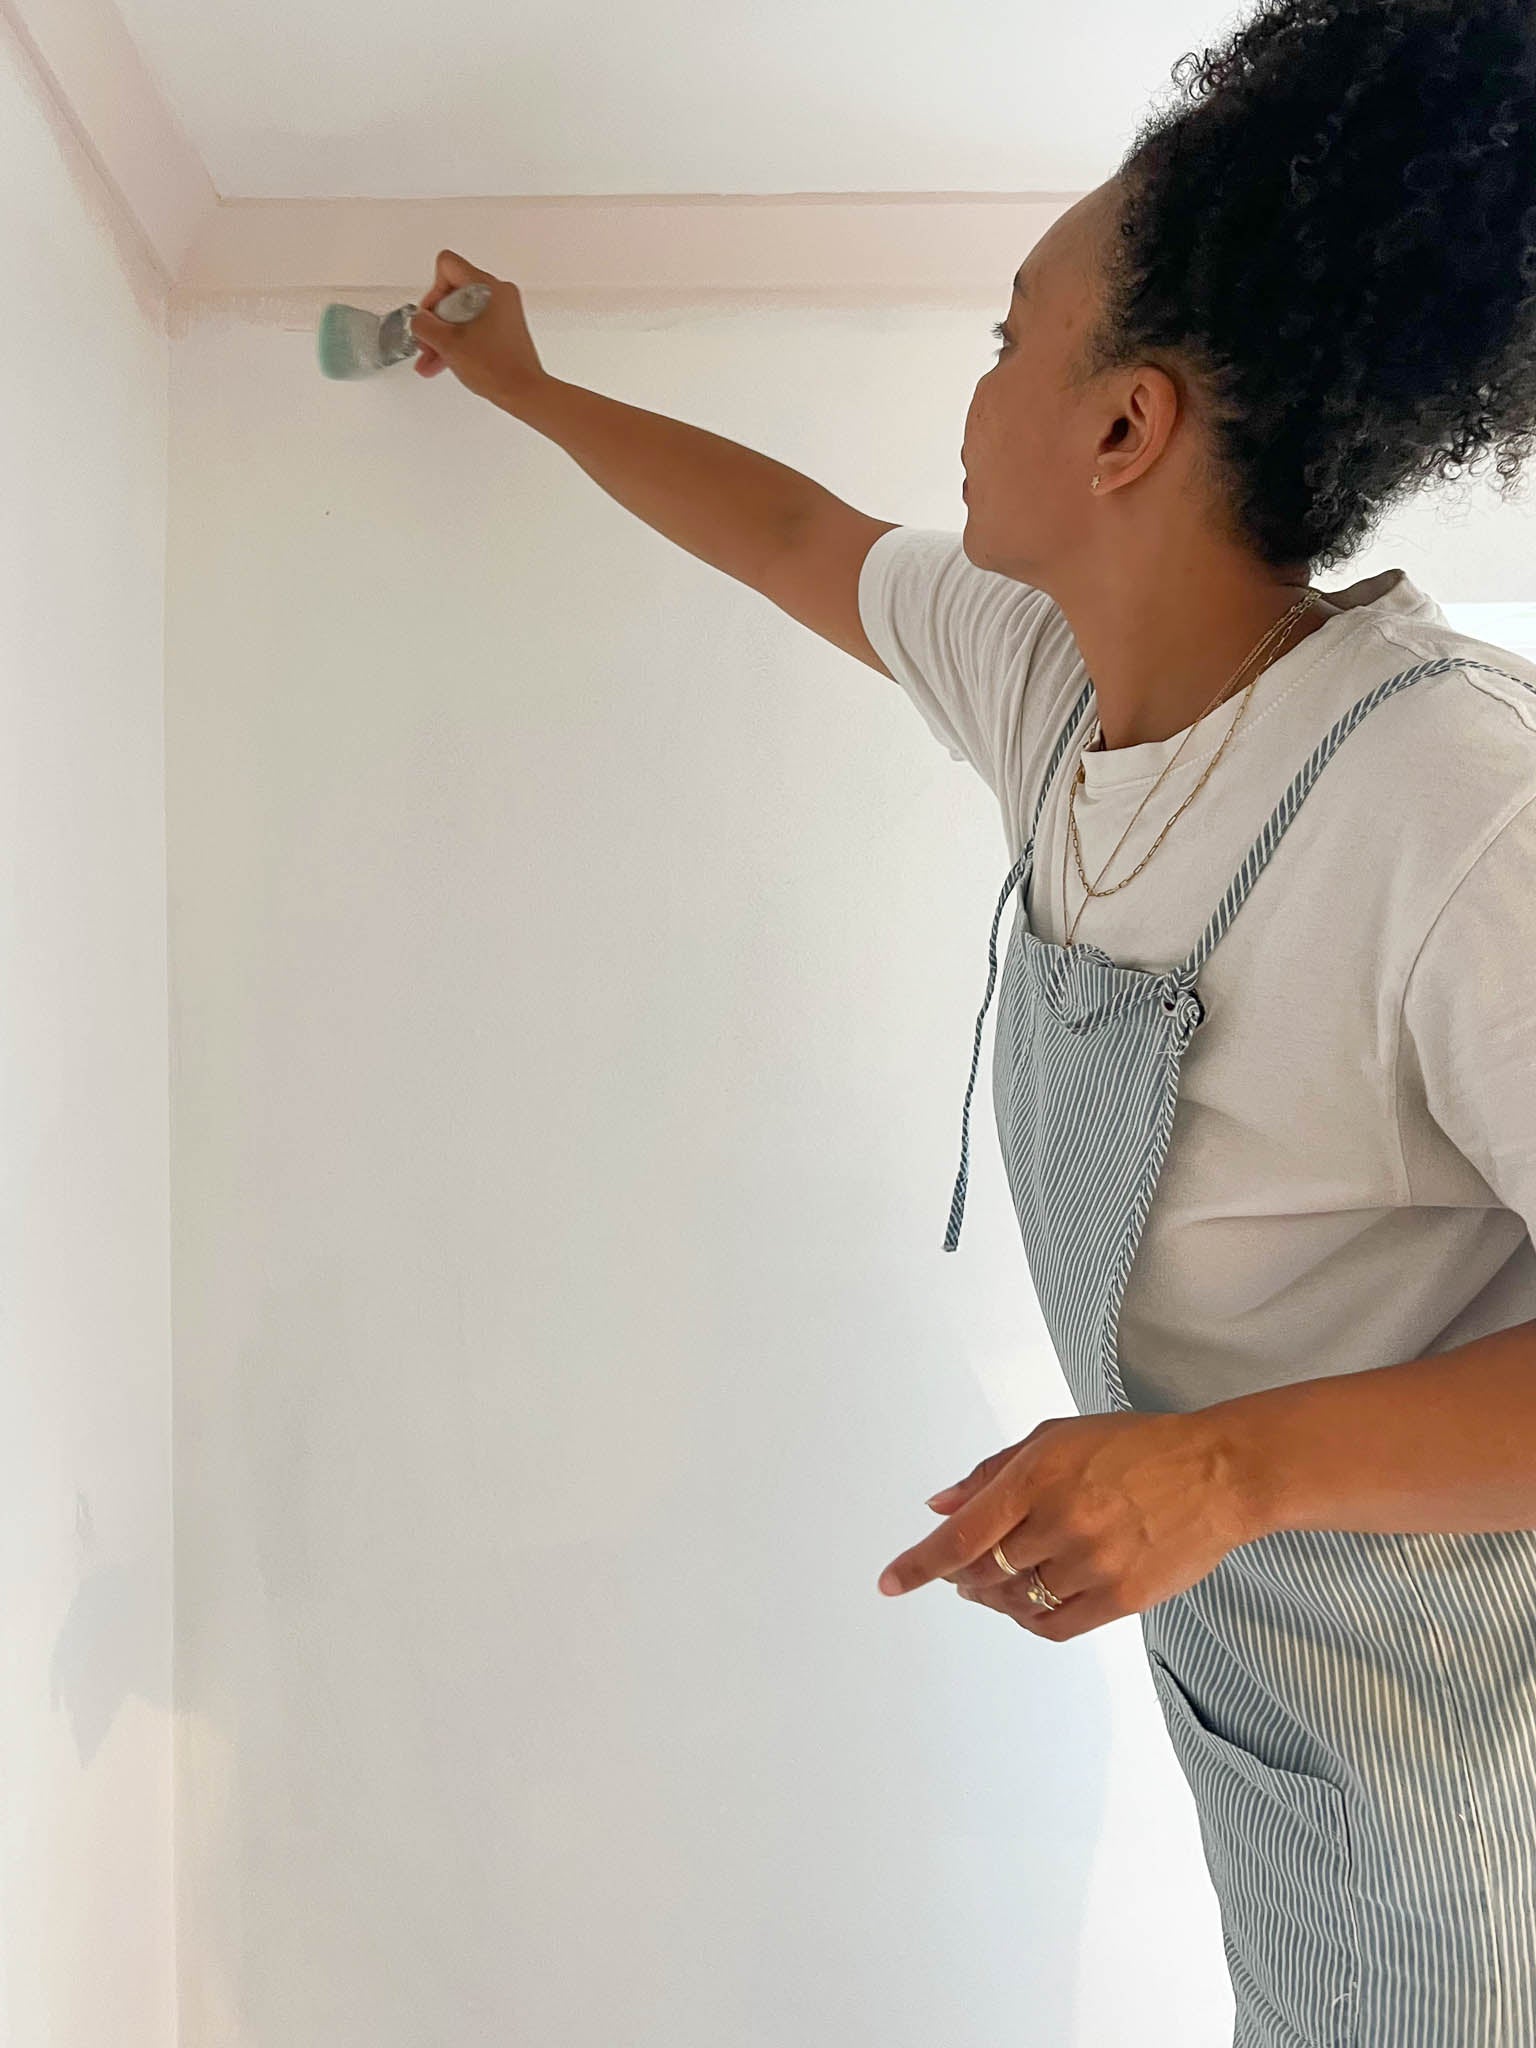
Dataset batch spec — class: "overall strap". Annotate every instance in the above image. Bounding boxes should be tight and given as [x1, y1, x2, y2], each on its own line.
[1175, 656, 1536, 981]
[941, 680, 1097, 1252]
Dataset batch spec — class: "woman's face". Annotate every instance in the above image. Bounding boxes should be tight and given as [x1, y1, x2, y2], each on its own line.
[960, 181, 1123, 587]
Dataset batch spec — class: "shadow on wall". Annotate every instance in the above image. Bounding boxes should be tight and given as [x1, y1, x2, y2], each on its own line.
[50, 1541, 172, 1764]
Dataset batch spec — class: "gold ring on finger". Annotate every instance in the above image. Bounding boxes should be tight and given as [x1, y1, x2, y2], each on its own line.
[1025, 1565, 1063, 1612]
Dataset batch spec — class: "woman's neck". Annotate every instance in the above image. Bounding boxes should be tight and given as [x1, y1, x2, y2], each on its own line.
[1058, 567, 1340, 753]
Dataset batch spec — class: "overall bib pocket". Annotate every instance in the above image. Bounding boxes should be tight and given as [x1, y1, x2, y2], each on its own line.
[1148, 1652, 1360, 2048]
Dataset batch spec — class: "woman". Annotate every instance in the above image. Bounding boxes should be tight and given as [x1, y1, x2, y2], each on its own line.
[869, 3, 1536, 2043]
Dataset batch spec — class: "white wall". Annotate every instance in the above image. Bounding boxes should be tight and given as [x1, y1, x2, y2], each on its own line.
[0, 19, 175, 2048]
[161, 281, 1536, 2047]
[161, 294, 1235, 2046]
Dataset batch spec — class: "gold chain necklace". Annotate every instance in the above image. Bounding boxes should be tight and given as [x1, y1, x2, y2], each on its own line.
[1061, 590, 1320, 948]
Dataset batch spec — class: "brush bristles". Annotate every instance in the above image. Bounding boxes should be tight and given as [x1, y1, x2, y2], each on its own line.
[317, 305, 386, 381]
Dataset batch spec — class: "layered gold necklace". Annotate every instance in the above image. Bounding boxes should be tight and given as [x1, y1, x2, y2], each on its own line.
[1061, 590, 1322, 948]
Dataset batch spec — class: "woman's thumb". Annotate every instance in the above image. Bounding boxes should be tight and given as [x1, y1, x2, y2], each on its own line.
[430, 247, 491, 291]
[925, 1443, 1021, 1513]
[411, 248, 491, 345]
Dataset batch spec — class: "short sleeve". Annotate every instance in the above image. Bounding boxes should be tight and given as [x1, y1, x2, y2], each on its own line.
[1400, 793, 1536, 1243]
[856, 526, 1067, 795]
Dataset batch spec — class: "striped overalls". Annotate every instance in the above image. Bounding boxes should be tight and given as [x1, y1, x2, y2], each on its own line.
[941, 657, 1536, 2046]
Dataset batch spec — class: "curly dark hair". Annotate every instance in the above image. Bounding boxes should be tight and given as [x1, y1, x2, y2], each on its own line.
[1079, 0, 1536, 573]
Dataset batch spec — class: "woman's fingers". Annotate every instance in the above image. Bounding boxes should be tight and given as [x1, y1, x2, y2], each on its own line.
[950, 1527, 1089, 1600]
[957, 1575, 1120, 1643]
[1014, 1585, 1123, 1642]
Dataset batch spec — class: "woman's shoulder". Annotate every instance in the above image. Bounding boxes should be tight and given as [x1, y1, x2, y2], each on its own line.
[1323, 613, 1536, 908]
[1367, 610, 1536, 755]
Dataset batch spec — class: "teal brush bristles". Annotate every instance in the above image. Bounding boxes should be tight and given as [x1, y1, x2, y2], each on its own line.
[316, 303, 417, 381]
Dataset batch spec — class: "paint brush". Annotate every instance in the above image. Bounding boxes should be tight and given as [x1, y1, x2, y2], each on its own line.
[316, 283, 492, 380]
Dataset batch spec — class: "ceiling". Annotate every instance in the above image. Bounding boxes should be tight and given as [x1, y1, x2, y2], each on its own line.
[107, 0, 1247, 200]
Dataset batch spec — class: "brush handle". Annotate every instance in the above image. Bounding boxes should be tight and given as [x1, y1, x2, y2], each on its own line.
[433, 283, 492, 323]
[402, 282, 492, 326]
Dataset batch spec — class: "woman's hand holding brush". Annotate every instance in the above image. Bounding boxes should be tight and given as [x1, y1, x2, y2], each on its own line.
[409, 249, 547, 408]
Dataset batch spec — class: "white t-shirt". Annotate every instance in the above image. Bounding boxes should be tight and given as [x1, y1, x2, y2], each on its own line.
[859, 528, 1536, 1413]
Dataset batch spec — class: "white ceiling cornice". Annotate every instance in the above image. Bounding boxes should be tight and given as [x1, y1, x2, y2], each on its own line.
[6, 0, 1074, 308]
[172, 192, 1075, 307]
